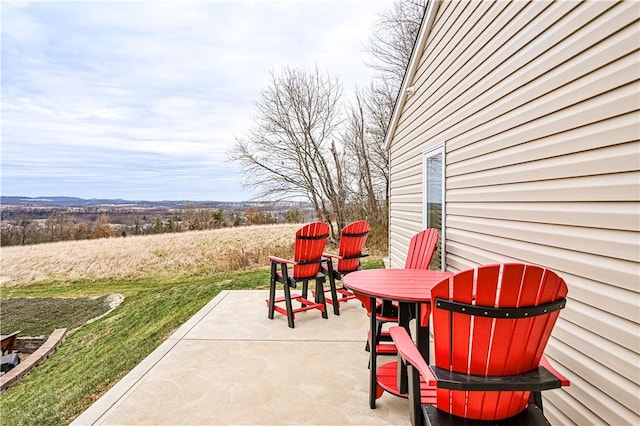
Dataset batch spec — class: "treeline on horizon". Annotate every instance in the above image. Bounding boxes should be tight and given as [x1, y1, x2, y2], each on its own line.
[0, 205, 311, 247]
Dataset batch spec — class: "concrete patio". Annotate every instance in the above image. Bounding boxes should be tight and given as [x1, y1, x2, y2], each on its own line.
[72, 290, 410, 425]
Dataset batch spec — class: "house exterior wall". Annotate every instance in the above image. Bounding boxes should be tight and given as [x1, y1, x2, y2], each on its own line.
[387, 1, 640, 424]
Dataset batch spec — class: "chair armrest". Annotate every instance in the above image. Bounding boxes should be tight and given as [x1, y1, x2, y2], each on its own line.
[540, 355, 570, 386]
[430, 365, 563, 391]
[389, 326, 437, 386]
[268, 256, 297, 265]
[322, 252, 342, 260]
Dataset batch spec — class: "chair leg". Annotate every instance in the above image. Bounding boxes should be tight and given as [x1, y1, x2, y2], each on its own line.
[316, 278, 328, 319]
[407, 364, 423, 426]
[532, 390, 544, 411]
[268, 263, 277, 320]
[301, 279, 309, 307]
[326, 261, 340, 315]
[330, 281, 340, 316]
[365, 319, 384, 352]
[282, 275, 295, 328]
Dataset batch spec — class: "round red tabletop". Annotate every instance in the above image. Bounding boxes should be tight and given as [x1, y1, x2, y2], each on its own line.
[343, 268, 452, 302]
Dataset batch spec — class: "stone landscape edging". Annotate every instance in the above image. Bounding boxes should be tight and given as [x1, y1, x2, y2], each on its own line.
[0, 328, 67, 393]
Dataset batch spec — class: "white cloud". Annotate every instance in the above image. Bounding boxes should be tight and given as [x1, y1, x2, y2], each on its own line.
[1, 0, 395, 201]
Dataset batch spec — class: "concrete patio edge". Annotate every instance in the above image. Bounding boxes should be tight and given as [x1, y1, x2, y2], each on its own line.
[71, 291, 230, 426]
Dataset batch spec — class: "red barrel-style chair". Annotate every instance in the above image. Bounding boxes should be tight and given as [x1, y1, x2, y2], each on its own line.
[266, 222, 330, 328]
[320, 220, 370, 315]
[390, 263, 570, 425]
[361, 228, 439, 355]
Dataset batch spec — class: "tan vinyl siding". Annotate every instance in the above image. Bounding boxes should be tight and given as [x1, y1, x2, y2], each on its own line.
[387, 1, 640, 424]
[446, 202, 640, 231]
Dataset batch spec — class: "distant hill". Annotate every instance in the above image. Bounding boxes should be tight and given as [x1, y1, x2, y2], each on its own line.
[0, 196, 307, 210]
[2, 196, 132, 207]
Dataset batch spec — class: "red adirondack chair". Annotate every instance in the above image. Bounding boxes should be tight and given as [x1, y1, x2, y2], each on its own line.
[405, 228, 439, 270]
[320, 220, 370, 315]
[266, 222, 331, 328]
[362, 228, 440, 354]
[390, 263, 570, 425]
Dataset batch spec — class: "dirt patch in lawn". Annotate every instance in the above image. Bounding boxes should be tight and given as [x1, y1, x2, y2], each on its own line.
[1, 294, 124, 343]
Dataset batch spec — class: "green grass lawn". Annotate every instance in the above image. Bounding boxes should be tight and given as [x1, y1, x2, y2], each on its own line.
[0, 268, 270, 425]
[0, 259, 383, 425]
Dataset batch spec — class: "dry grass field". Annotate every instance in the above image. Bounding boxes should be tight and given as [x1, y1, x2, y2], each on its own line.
[0, 223, 386, 425]
[0, 224, 302, 287]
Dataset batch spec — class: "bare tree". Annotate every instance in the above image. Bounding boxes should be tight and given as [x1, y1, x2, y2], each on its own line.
[363, 0, 427, 201]
[231, 2, 427, 242]
[92, 214, 115, 239]
[342, 90, 385, 221]
[45, 211, 72, 242]
[365, 0, 428, 90]
[363, 0, 427, 148]
[231, 65, 348, 236]
[338, 2, 426, 228]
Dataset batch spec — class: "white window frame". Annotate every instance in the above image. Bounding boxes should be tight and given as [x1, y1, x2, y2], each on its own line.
[423, 146, 446, 270]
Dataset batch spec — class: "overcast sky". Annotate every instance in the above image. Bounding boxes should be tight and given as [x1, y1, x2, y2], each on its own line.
[1, 0, 394, 201]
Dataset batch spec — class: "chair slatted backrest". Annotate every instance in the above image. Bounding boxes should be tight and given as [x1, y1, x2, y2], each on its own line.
[431, 263, 568, 420]
[336, 221, 370, 274]
[405, 229, 439, 270]
[293, 222, 330, 280]
[405, 229, 440, 327]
